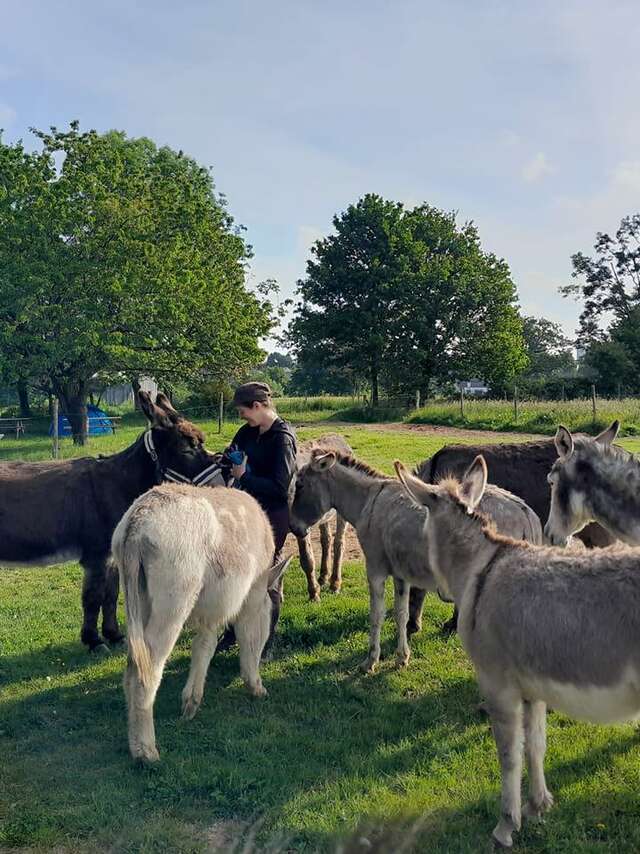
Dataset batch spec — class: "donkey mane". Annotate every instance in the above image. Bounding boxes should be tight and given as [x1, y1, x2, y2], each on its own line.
[437, 475, 533, 549]
[176, 419, 206, 444]
[332, 451, 392, 481]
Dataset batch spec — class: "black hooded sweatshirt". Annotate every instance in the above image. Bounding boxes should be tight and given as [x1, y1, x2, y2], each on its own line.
[231, 418, 297, 511]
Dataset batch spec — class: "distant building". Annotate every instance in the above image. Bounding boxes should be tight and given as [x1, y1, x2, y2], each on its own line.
[456, 379, 489, 397]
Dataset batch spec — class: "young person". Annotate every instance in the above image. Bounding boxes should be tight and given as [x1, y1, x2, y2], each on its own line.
[217, 381, 297, 653]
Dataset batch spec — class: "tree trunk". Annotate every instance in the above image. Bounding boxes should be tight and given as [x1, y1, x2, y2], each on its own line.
[370, 365, 379, 407]
[55, 382, 88, 445]
[16, 381, 32, 418]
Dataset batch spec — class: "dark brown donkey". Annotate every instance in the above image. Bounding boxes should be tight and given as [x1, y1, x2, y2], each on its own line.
[0, 392, 226, 652]
[407, 438, 614, 635]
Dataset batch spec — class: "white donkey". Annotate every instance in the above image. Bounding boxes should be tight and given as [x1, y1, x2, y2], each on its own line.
[112, 483, 289, 764]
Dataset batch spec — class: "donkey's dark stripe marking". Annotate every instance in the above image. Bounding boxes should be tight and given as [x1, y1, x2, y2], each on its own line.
[471, 547, 503, 632]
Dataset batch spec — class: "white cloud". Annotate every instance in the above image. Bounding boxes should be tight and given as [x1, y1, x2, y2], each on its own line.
[0, 103, 16, 127]
[522, 152, 553, 183]
[612, 160, 640, 192]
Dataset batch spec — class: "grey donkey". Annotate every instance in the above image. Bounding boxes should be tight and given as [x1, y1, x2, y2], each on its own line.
[545, 419, 640, 546]
[396, 454, 640, 849]
[289, 449, 542, 673]
[112, 483, 290, 763]
[295, 434, 350, 600]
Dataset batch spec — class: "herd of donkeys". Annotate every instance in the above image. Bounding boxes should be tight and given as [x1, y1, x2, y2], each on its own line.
[3, 391, 640, 849]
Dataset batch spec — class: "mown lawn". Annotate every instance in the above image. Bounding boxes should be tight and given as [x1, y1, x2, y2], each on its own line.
[3, 425, 640, 852]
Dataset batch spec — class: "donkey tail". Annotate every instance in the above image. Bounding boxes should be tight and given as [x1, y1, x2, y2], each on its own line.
[113, 517, 153, 687]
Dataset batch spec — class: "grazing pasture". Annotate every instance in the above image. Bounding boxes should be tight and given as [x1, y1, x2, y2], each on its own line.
[3, 422, 640, 851]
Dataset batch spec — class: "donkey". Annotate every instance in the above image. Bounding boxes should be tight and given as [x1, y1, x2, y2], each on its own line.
[0, 392, 227, 652]
[396, 455, 640, 850]
[544, 420, 640, 546]
[408, 438, 615, 637]
[112, 483, 290, 764]
[289, 450, 542, 673]
[295, 434, 350, 601]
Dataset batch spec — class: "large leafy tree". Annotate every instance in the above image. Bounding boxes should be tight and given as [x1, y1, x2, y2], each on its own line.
[562, 214, 640, 394]
[289, 194, 526, 403]
[0, 123, 272, 442]
[520, 316, 575, 379]
[562, 214, 640, 341]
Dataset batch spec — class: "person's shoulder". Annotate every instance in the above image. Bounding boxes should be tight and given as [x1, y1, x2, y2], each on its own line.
[233, 423, 254, 444]
[271, 418, 297, 442]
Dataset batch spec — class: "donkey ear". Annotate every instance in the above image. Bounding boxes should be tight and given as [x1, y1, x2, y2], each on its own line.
[394, 460, 435, 508]
[138, 390, 172, 429]
[460, 455, 488, 511]
[267, 556, 292, 593]
[554, 425, 574, 459]
[595, 420, 620, 448]
[310, 451, 337, 471]
[155, 392, 179, 416]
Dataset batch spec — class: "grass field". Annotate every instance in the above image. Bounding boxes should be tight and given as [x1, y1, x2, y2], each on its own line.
[408, 397, 640, 437]
[3, 421, 640, 852]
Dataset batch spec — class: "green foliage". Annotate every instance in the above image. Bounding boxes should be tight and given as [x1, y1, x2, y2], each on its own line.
[0, 122, 273, 441]
[289, 195, 527, 403]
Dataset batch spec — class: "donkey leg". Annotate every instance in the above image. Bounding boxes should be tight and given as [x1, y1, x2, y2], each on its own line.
[318, 522, 332, 586]
[330, 515, 347, 593]
[125, 614, 184, 764]
[298, 534, 320, 602]
[101, 558, 124, 645]
[441, 606, 459, 637]
[181, 627, 219, 720]
[361, 572, 387, 674]
[484, 687, 524, 849]
[235, 586, 271, 697]
[80, 561, 109, 652]
[523, 700, 553, 820]
[407, 586, 426, 637]
[392, 577, 411, 668]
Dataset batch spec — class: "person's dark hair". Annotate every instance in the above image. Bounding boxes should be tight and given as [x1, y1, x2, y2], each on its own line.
[232, 381, 273, 408]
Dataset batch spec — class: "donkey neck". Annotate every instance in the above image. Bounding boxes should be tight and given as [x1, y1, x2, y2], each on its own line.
[437, 517, 504, 606]
[327, 464, 389, 527]
[98, 434, 156, 499]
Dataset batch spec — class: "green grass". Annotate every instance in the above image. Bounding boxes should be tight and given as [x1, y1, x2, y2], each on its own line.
[4, 426, 640, 851]
[408, 397, 640, 437]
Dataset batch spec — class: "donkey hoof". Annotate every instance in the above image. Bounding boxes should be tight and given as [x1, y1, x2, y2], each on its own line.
[310, 592, 321, 603]
[181, 697, 201, 720]
[329, 585, 341, 594]
[395, 654, 410, 669]
[406, 621, 421, 638]
[250, 684, 268, 698]
[491, 833, 513, 850]
[91, 643, 111, 656]
[360, 658, 377, 675]
[524, 791, 554, 821]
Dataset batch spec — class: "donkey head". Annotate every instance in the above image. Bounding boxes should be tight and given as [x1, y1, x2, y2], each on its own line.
[139, 391, 219, 485]
[544, 420, 620, 546]
[289, 448, 337, 538]
[394, 455, 488, 602]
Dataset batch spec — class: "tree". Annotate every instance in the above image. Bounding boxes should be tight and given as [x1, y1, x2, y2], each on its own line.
[520, 316, 575, 379]
[0, 123, 273, 442]
[289, 195, 526, 403]
[561, 214, 640, 394]
[562, 214, 640, 342]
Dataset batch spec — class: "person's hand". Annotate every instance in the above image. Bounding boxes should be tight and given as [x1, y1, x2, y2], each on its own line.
[231, 456, 247, 480]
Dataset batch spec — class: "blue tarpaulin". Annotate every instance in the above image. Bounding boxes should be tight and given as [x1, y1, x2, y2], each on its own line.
[49, 404, 114, 437]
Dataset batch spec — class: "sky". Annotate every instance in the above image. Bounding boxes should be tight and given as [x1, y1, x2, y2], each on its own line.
[2, 0, 640, 346]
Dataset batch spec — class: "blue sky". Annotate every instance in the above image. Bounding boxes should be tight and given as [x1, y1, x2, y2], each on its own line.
[2, 0, 640, 343]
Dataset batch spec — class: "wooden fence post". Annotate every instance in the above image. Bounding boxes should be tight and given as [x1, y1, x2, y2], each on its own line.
[415, 389, 421, 410]
[514, 386, 519, 422]
[218, 392, 224, 434]
[591, 384, 597, 429]
[459, 389, 464, 419]
[52, 399, 59, 459]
